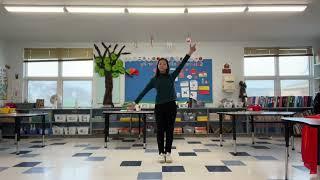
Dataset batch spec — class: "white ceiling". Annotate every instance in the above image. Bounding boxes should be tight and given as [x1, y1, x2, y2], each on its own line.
[0, 0, 319, 42]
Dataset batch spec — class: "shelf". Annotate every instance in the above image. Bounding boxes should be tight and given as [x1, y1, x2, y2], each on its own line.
[49, 134, 92, 137]
[52, 121, 90, 123]
[21, 122, 51, 124]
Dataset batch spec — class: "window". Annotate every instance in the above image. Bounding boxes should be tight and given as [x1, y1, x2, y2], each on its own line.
[246, 80, 274, 96]
[28, 81, 57, 107]
[24, 48, 93, 107]
[27, 62, 58, 77]
[62, 61, 93, 77]
[63, 81, 92, 107]
[244, 47, 312, 96]
[281, 80, 309, 96]
[244, 57, 275, 76]
[279, 56, 309, 76]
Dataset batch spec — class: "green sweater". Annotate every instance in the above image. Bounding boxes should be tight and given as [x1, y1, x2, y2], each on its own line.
[134, 54, 190, 105]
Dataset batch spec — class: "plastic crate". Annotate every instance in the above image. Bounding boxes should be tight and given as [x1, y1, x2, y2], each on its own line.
[183, 112, 196, 121]
[66, 114, 78, 122]
[183, 126, 195, 134]
[68, 127, 77, 135]
[63, 127, 69, 135]
[174, 127, 183, 134]
[118, 128, 130, 135]
[52, 126, 64, 135]
[54, 114, 66, 122]
[209, 113, 220, 121]
[197, 116, 208, 122]
[77, 127, 89, 135]
[195, 127, 207, 134]
[109, 128, 118, 135]
[79, 114, 90, 122]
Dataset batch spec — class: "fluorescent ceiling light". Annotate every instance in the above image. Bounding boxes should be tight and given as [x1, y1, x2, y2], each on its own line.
[66, 7, 125, 13]
[4, 6, 64, 13]
[127, 8, 185, 14]
[248, 5, 307, 12]
[188, 6, 246, 13]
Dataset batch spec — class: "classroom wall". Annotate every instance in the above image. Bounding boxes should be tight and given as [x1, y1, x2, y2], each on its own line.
[0, 40, 6, 67]
[4, 40, 318, 107]
[0, 40, 7, 106]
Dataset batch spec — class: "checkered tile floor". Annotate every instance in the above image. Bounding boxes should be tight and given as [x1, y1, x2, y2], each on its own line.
[0, 136, 317, 180]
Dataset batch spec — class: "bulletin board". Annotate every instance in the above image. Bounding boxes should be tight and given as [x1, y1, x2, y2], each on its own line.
[0, 67, 8, 100]
[125, 58, 213, 103]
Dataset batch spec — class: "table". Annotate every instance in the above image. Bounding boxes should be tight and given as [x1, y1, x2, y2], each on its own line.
[0, 113, 48, 154]
[103, 110, 154, 149]
[282, 117, 320, 179]
[217, 111, 296, 155]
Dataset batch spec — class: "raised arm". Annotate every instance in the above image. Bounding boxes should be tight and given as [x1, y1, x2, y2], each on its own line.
[134, 78, 155, 104]
[171, 43, 196, 79]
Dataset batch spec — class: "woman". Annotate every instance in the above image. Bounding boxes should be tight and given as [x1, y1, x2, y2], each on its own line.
[129, 44, 196, 163]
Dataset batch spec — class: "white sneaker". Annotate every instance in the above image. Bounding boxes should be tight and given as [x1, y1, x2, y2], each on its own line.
[165, 153, 172, 163]
[158, 153, 165, 163]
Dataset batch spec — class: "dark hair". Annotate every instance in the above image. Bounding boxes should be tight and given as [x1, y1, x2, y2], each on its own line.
[155, 58, 169, 77]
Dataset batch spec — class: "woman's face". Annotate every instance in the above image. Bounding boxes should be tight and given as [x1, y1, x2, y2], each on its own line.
[158, 60, 168, 73]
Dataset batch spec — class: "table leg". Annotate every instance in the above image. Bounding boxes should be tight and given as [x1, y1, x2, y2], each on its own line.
[104, 114, 110, 148]
[219, 114, 223, 147]
[143, 114, 147, 149]
[138, 114, 141, 139]
[15, 117, 21, 155]
[41, 115, 46, 147]
[251, 115, 255, 145]
[232, 115, 237, 155]
[284, 121, 290, 180]
[291, 123, 295, 151]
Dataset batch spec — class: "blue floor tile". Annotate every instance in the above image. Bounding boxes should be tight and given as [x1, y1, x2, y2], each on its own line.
[204, 144, 218, 147]
[115, 146, 131, 150]
[85, 157, 106, 161]
[132, 144, 144, 147]
[23, 167, 50, 174]
[137, 172, 162, 180]
[20, 154, 40, 158]
[14, 162, 41, 167]
[120, 161, 142, 166]
[11, 151, 31, 155]
[145, 149, 158, 153]
[72, 153, 92, 157]
[229, 152, 251, 156]
[187, 141, 202, 144]
[254, 156, 277, 160]
[222, 160, 246, 166]
[179, 152, 197, 156]
[50, 143, 66, 145]
[162, 166, 185, 172]
[193, 149, 211, 152]
[74, 144, 90, 147]
[29, 145, 45, 148]
[206, 166, 232, 172]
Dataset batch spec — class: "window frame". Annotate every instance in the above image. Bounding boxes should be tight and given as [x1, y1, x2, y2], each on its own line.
[244, 55, 313, 96]
[24, 60, 93, 107]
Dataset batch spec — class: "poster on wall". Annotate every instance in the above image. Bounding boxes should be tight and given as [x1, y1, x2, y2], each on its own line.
[0, 67, 8, 100]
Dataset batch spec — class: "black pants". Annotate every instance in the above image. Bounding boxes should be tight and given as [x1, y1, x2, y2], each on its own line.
[155, 101, 177, 154]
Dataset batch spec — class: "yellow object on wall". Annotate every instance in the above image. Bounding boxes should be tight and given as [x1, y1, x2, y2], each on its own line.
[198, 86, 210, 91]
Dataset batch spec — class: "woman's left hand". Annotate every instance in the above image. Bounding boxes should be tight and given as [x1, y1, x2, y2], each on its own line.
[188, 43, 196, 55]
